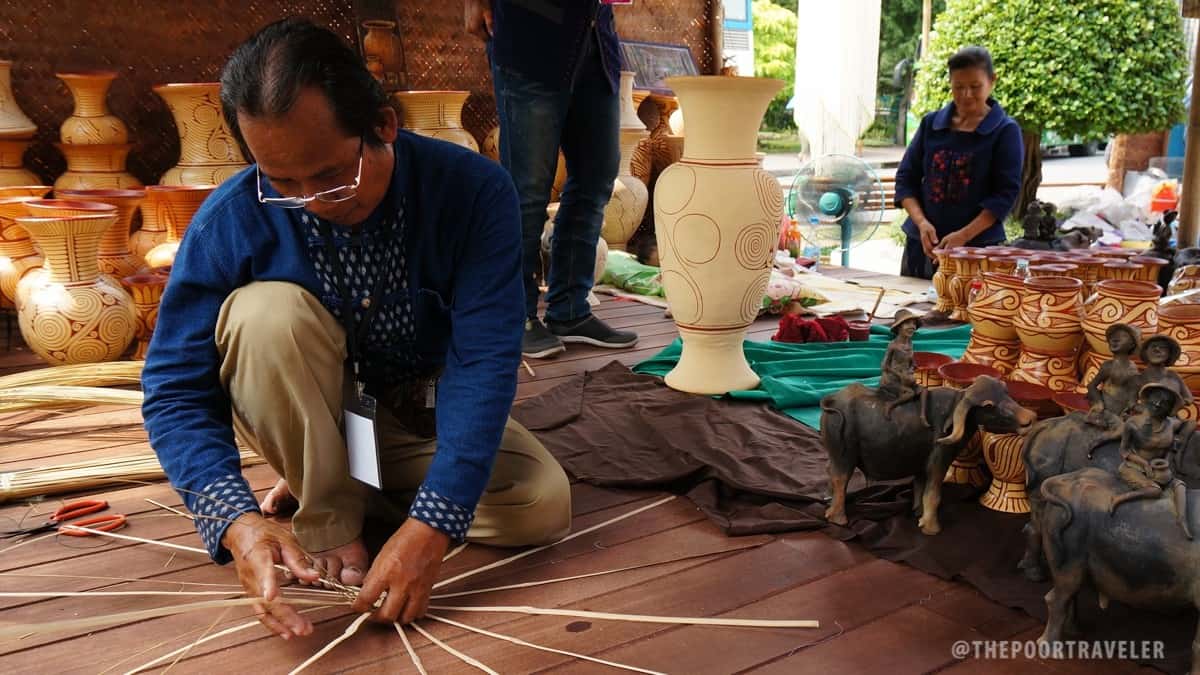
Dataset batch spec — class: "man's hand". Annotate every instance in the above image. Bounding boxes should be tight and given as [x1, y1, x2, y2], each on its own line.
[936, 228, 971, 254]
[353, 518, 451, 624]
[464, 0, 494, 41]
[223, 512, 321, 639]
[917, 219, 939, 259]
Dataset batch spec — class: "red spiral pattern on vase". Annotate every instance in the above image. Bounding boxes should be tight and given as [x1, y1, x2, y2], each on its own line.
[980, 431, 1029, 512]
[961, 333, 1021, 375]
[1081, 279, 1160, 355]
[733, 222, 776, 271]
[753, 168, 784, 222]
[661, 269, 703, 326]
[740, 270, 772, 324]
[1012, 348, 1081, 393]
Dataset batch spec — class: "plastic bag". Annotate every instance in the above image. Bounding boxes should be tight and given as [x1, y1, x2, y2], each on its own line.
[599, 251, 665, 297]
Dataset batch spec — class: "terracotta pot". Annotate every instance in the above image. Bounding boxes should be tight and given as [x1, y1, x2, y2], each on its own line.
[121, 272, 167, 360]
[0, 196, 43, 308]
[931, 249, 957, 313]
[654, 76, 784, 394]
[142, 185, 216, 269]
[0, 185, 49, 199]
[1010, 345, 1081, 393]
[961, 331, 1021, 375]
[979, 431, 1030, 513]
[1029, 263, 1077, 278]
[1053, 391, 1091, 414]
[15, 213, 136, 364]
[54, 143, 141, 191]
[644, 93, 683, 182]
[0, 139, 37, 186]
[1178, 390, 1200, 423]
[57, 188, 145, 279]
[1100, 260, 1144, 281]
[23, 198, 117, 218]
[481, 125, 499, 162]
[937, 361, 999, 487]
[361, 20, 405, 90]
[618, 71, 644, 130]
[1077, 348, 1108, 390]
[1093, 248, 1140, 259]
[56, 71, 128, 145]
[1067, 256, 1106, 295]
[1158, 304, 1200, 389]
[1130, 256, 1168, 285]
[0, 60, 36, 139]
[948, 253, 985, 321]
[153, 83, 248, 186]
[392, 91, 478, 151]
[982, 255, 1019, 275]
[1014, 276, 1084, 354]
[1169, 265, 1200, 295]
[1081, 278, 1160, 357]
[968, 272, 1024, 341]
[914, 352, 952, 387]
[1005, 380, 1061, 419]
[846, 320, 871, 341]
[601, 127, 649, 251]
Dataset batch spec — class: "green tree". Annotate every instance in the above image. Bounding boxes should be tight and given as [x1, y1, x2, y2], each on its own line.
[913, 0, 1187, 217]
[878, 0, 945, 95]
[753, 0, 797, 130]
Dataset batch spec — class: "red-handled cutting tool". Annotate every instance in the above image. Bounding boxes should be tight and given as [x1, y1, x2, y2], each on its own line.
[0, 499, 127, 539]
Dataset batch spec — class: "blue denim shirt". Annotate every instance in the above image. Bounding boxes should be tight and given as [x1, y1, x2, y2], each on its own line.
[488, 0, 620, 92]
[895, 98, 1024, 246]
[141, 131, 524, 561]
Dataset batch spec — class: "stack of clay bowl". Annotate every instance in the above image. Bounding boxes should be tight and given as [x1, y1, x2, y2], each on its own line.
[948, 249, 986, 321]
[914, 352, 952, 387]
[931, 249, 957, 314]
[1100, 260, 1146, 282]
[1130, 255, 1168, 285]
[1011, 275, 1085, 393]
[1061, 254, 1106, 296]
[1078, 279, 1161, 386]
[981, 380, 1060, 513]
[982, 254, 1020, 275]
[938, 361, 1001, 488]
[962, 271, 1024, 375]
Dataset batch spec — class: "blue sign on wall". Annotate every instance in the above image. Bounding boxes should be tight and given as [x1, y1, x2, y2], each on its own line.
[724, 0, 753, 31]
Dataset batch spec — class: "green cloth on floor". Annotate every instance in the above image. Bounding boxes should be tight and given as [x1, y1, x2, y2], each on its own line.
[633, 323, 971, 429]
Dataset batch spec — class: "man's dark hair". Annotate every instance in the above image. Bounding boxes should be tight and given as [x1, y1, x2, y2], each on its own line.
[220, 17, 389, 159]
[947, 46, 995, 78]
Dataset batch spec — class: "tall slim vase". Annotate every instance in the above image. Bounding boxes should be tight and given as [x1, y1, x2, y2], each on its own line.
[154, 83, 248, 186]
[601, 107, 649, 252]
[392, 91, 479, 151]
[0, 139, 38, 186]
[0, 196, 43, 309]
[654, 76, 785, 394]
[0, 60, 37, 139]
[15, 213, 136, 364]
[56, 71, 128, 145]
[57, 188, 146, 279]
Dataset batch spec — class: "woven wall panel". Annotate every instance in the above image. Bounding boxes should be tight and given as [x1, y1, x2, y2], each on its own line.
[0, 0, 357, 186]
[392, 0, 716, 144]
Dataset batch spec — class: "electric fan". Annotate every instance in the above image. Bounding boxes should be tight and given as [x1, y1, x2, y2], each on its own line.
[787, 154, 885, 267]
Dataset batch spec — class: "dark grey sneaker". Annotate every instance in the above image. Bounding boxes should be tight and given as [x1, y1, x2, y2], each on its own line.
[523, 317, 566, 359]
[546, 314, 639, 349]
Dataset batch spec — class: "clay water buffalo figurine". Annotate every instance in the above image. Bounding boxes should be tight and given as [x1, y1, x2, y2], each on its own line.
[1037, 467, 1200, 671]
[821, 375, 1036, 534]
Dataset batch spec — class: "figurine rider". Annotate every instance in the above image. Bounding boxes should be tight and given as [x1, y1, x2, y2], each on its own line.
[1138, 335, 1194, 414]
[1085, 323, 1142, 428]
[881, 309, 928, 425]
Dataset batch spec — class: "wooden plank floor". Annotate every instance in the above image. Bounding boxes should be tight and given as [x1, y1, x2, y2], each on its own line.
[0, 287, 1144, 674]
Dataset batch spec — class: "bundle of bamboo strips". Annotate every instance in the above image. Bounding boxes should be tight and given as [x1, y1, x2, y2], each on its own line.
[0, 386, 143, 412]
[0, 450, 264, 503]
[0, 362, 143, 389]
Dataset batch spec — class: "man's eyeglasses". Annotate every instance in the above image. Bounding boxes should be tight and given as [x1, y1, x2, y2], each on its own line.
[256, 138, 364, 209]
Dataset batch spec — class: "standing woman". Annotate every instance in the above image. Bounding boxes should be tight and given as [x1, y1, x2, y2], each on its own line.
[894, 46, 1024, 279]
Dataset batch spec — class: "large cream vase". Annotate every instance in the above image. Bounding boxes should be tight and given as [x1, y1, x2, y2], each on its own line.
[654, 76, 784, 394]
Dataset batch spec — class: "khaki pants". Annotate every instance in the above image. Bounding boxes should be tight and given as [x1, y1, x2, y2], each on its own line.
[215, 281, 571, 553]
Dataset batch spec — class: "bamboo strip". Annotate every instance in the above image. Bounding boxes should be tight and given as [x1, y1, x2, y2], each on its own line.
[0, 362, 143, 389]
[60, 525, 208, 554]
[393, 622, 428, 675]
[0, 386, 142, 412]
[433, 495, 676, 590]
[428, 605, 820, 629]
[0, 597, 334, 640]
[428, 614, 666, 675]
[0, 590, 242, 598]
[431, 542, 766, 600]
[442, 542, 468, 562]
[0, 572, 244, 588]
[286, 612, 371, 675]
[145, 498, 192, 519]
[163, 606, 231, 674]
[410, 622, 498, 674]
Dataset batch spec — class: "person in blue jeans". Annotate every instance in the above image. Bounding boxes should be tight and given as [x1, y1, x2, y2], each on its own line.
[894, 45, 1024, 279]
[466, 0, 638, 358]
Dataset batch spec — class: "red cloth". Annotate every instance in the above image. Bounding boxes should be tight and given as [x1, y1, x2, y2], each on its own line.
[772, 314, 850, 343]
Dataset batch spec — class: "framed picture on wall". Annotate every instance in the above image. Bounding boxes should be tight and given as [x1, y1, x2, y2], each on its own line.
[619, 40, 699, 94]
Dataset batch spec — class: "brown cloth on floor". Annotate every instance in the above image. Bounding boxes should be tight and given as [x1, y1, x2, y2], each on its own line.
[512, 362, 1192, 674]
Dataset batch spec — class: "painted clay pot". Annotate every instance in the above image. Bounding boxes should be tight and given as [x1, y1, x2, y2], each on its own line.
[961, 331, 1021, 375]
[1014, 276, 1084, 354]
[1053, 391, 1091, 415]
[392, 91, 478, 151]
[0, 185, 49, 199]
[618, 71, 643, 130]
[1100, 260, 1144, 281]
[1169, 265, 1200, 295]
[980, 431, 1030, 513]
[1077, 348, 1108, 389]
[15, 213, 136, 364]
[0, 60, 36, 139]
[948, 253, 985, 322]
[938, 362, 1000, 488]
[601, 126, 649, 251]
[142, 185, 216, 270]
[1010, 345, 1081, 393]
[914, 352, 952, 387]
[968, 272, 1024, 341]
[481, 124, 565, 199]
[54, 143, 141, 191]
[982, 255, 1019, 275]
[121, 272, 167, 360]
[0, 139, 37, 186]
[153, 83, 248, 186]
[1178, 389, 1200, 423]
[931, 249, 956, 314]
[361, 20, 405, 90]
[1081, 279, 1160, 356]
[481, 125, 500, 162]
[23, 198, 117, 218]
[0, 196, 43, 308]
[1131, 256, 1168, 285]
[654, 76, 784, 394]
[1068, 256, 1106, 296]
[1029, 263, 1078, 279]
[1158, 304, 1200, 389]
[56, 71, 128, 145]
[57, 188, 146, 279]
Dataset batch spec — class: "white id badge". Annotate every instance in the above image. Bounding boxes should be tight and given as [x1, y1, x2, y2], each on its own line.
[345, 393, 382, 489]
